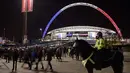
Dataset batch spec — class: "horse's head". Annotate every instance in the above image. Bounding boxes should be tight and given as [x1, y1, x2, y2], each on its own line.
[72, 39, 94, 59]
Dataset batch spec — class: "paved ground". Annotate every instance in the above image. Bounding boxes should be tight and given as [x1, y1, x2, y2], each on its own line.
[0, 52, 130, 73]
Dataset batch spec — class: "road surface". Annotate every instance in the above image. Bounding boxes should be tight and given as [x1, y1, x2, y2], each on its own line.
[0, 52, 129, 73]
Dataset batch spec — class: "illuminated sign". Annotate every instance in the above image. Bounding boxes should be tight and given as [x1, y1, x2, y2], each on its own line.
[79, 34, 88, 37]
[67, 32, 73, 37]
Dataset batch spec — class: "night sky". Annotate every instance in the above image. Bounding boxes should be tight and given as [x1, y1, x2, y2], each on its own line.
[1, 0, 129, 42]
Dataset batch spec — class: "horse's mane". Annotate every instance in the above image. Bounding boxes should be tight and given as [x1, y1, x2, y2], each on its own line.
[75, 39, 94, 59]
[75, 39, 93, 49]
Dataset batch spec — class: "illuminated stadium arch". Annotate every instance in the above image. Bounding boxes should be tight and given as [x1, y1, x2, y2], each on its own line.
[42, 2, 122, 38]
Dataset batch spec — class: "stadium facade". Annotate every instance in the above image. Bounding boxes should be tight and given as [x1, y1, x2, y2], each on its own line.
[46, 26, 116, 41]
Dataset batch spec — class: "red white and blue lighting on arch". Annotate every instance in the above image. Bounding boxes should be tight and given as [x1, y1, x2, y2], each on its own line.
[42, 2, 122, 38]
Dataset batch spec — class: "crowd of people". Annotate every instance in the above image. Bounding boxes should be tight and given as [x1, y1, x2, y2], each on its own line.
[0, 43, 81, 72]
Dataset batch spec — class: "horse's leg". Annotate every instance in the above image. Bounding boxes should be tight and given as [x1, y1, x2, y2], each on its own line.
[86, 65, 93, 73]
[111, 62, 123, 73]
[112, 50, 124, 73]
[60, 54, 62, 62]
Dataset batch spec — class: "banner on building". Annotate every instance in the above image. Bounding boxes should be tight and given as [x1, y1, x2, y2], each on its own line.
[22, 0, 33, 12]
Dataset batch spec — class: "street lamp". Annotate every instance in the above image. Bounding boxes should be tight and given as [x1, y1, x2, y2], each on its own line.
[40, 28, 42, 38]
[40, 28, 42, 31]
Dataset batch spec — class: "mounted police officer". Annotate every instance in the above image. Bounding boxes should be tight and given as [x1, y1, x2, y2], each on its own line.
[94, 31, 105, 70]
[94, 31, 105, 51]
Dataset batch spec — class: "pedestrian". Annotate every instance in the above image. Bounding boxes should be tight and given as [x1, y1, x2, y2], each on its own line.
[35, 47, 44, 70]
[44, 48, 53, 72]
[21, 49, 31, 70]
[12, 47, 19, 72]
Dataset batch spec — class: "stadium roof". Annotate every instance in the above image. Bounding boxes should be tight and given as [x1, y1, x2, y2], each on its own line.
[48, 26, 116, 34]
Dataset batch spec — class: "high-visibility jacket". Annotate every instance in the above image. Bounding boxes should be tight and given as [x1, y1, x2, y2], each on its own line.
[94, 38, 105, 50]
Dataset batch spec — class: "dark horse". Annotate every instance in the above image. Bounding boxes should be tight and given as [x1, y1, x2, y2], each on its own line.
[72, 39, 124, 73]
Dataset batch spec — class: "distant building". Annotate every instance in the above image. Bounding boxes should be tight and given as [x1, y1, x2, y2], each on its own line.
[45, 26, 116, 42]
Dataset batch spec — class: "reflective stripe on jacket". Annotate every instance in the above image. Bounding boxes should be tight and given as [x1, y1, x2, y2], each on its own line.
[94, 38, 105, 50]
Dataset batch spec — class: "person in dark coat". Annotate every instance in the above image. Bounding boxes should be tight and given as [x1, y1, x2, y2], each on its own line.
[35, 47, 44, 70]
[45, 48, 54, 72]
[42, 48, 47, 60]
[4, 48, 8, 62]
[5, 48, 12, 63]
[19, 49, 24, 62]
[12, 48, 19, 72]
[56, 47, 62, 62]
[21, 49, 31, 70]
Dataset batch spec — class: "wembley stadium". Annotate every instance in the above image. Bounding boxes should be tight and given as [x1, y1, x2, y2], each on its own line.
[45, 26, 116, 41]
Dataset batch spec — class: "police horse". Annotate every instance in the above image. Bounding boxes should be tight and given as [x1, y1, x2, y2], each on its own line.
[72, 39, 124, 73]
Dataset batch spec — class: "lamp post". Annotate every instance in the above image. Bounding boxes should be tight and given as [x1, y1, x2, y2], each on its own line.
[3, 28, 5, 40]
[23, 11, 28, 45]
[40, 28, 42, 38]
[23, 0, 28, 45]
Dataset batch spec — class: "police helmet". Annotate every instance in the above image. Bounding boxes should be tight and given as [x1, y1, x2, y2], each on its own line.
[97, 32, 103, 38]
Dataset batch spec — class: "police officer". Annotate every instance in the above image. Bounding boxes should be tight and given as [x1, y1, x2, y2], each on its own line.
[94, 31, 105, 70]
[94, 32, 105, 50]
